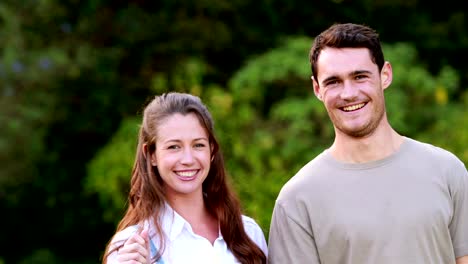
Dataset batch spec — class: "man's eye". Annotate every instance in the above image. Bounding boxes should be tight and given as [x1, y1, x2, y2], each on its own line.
[355, 75, 367, 80]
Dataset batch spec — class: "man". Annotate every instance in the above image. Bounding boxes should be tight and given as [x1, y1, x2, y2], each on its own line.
[268, 23, 468, 264]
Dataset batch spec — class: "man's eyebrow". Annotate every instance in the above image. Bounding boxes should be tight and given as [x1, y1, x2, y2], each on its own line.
[322, 75, 339, 84]
[321, 70, 372, 84]
[351, 70, 372, 76]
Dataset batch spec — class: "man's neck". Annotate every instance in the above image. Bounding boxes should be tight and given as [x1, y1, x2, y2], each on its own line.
[330, 122, 404, 163]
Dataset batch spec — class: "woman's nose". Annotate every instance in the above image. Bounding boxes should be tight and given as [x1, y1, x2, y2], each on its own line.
[180, 148, 195, 164]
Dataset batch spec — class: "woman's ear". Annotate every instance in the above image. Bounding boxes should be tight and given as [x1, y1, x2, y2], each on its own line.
[150, 153, 157, 167]
[210, 144, 215, 162]
[143, 143, 157, 166]
[142, 143, 148, 159]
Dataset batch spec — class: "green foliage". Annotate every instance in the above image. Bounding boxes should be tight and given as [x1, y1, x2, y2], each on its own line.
[229, 36, 312, 113]
[17, 248, 98, 264]
[1, 1, 125, 263]
[85, 117, 140, 223]
[417, 92, 468, 165]
[0, 1, 73, 189]
[18, 249, 58, 264]
[383, 43, 460, 136]
[221, 37, 331, 231]
[150, 58, 209, 96]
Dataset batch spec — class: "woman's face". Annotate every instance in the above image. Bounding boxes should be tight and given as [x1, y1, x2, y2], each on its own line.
[151, 112, 212, 200]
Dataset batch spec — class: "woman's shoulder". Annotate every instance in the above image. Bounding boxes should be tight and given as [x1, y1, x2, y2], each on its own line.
[241, 215, 268, 254]
[241, 215, 262, 230]
[110, 225, 139, 246]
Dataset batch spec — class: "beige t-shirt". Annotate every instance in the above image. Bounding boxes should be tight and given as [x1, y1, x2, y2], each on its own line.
[268, 137, 468, 264]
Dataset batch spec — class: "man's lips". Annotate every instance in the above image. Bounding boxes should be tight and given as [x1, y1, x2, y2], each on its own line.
[341, 103, 366, 112]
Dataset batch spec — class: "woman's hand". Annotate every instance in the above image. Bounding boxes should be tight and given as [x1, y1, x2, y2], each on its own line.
[116, 228, 150, 264]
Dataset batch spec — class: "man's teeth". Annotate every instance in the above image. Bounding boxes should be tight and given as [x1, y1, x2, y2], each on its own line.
[177, 171, 197, 177]
[343, 103, 365, 112]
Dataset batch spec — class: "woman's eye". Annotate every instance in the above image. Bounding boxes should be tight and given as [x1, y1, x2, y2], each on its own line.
[167, 145, 180, 150]
[194, 143, 206, 148]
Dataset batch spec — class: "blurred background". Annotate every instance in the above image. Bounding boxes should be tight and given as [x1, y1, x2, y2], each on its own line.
[1, 0, 467, 263]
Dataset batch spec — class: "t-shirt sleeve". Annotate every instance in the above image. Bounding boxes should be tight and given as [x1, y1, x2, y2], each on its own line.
[268, 202, 320, 264]
[449, 158, 468, 258]
[242, 215, 268, 256]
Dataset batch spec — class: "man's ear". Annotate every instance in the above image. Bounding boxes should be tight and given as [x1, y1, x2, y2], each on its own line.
[381, 61, 393, 90]
[312, 76, 323, 101]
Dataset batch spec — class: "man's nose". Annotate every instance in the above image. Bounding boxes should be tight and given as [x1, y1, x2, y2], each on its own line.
[340, 81, 358, 100]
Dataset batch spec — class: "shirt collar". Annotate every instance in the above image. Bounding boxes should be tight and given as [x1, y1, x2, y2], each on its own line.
[157, 203, 223, 242]
[160, 203, 187, 241]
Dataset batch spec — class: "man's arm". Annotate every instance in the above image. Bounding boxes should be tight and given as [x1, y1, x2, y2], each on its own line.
[268, 202, 320, 264]
[449, 158, 468, 262]
[456, 256, 468, 264]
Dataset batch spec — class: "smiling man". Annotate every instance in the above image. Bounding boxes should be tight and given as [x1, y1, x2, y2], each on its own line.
[268, 23, 468, 264]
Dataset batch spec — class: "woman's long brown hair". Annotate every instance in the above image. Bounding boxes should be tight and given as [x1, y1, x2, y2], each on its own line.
[102, 92, 266, 264]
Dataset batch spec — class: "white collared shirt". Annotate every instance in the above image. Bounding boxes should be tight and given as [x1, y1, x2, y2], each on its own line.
[107, 205, 268, 264]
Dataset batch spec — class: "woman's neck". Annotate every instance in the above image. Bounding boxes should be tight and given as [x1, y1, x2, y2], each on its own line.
[167, 193, 219, 244]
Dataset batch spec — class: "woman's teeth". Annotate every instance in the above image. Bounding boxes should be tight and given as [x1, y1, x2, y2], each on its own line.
[177, 171, 197, 177]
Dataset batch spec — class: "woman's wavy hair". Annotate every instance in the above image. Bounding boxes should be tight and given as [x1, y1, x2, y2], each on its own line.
[102, 92, 266, 264]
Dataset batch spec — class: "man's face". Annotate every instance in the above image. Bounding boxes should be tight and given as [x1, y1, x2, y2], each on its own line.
[312, 47, 392, 138]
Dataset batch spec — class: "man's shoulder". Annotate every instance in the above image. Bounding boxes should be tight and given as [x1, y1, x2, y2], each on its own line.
[404, 137, 467, 178]
[406, 137, 463, 163]
[276, 150, 330, 201]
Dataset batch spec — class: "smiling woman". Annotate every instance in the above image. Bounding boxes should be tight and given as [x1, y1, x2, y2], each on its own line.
[150, 113, 212, 201]
[101, 92, 267, 264]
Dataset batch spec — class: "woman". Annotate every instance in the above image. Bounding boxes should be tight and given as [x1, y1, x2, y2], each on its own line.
[103, 92, 267, 264]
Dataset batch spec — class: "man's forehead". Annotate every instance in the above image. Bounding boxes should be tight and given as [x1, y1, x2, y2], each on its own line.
[317, 48, 375, 78]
